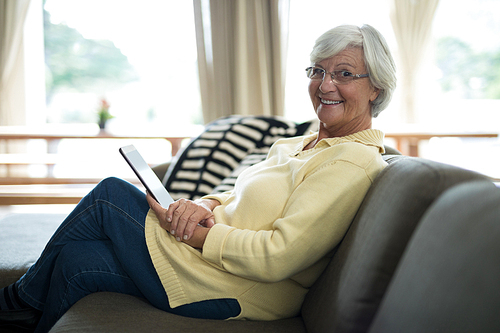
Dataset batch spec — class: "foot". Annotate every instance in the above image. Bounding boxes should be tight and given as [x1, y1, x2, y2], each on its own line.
[0, 307, 42, 332]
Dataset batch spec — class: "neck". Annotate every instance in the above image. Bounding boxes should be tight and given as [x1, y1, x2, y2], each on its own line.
[317, 119, 372, 141]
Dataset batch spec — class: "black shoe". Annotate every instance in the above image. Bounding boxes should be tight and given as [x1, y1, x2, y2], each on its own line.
[0, 308, 42, 332]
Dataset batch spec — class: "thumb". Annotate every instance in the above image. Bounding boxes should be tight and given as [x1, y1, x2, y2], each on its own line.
[203, 217, 215, 228]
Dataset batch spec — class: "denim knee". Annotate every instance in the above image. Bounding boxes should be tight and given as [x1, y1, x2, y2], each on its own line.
[94, 177, 132, 197]
[89, 177, 149, 213]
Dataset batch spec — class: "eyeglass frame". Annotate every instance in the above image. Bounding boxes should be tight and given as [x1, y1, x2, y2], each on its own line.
[305, 66, 370, 84]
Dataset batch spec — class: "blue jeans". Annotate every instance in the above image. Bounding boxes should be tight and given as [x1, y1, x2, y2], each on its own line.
[16, 177, 240, 332]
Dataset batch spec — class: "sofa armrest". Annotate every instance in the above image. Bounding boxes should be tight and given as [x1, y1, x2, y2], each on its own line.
[383, 145, 401, 156]
[152, 162, 171, 182]
[369, 181, 500, 333]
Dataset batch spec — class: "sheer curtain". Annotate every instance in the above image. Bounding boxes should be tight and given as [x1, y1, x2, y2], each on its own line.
[0, 0, 31, 126]
[194, 0, 290, 124]
[390, 0, 440, 123]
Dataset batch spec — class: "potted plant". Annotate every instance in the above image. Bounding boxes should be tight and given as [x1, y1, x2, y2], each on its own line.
[97, 98, 114, 130]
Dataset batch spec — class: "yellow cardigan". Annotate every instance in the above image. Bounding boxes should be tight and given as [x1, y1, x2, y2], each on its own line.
[145, 129, 387, 320]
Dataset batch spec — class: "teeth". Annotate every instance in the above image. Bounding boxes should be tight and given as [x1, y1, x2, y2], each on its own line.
[321, 99, 342, 105]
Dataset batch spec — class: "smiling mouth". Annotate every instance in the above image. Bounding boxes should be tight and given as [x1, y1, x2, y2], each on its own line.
[321, 98, 343, 105]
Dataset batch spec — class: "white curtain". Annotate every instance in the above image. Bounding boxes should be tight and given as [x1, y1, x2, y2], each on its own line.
[0, 0, 31, 126]
[390, 0, 440, 123]
[194, 0, 290, 124]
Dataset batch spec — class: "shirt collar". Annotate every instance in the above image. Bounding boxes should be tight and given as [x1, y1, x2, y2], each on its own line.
[295, 129, 385, 155]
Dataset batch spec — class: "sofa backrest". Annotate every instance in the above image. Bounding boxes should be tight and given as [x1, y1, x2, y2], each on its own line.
[301, 157, 491, 333]
[369, 181, 500, 333]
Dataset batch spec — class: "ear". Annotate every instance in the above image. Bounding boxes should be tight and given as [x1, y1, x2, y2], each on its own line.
[370, 87, 381, 103]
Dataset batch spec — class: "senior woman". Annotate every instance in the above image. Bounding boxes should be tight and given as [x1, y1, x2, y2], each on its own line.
[0, 24, 396, 332]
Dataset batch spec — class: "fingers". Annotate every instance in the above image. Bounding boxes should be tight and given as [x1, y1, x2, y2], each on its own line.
[146, 192, 171, 230]
[147, 194, 215, 243]
[169, 199, 213, 241]
[199, 216, 215, 228]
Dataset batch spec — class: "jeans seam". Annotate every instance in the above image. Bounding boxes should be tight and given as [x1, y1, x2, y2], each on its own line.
[95, 199, 146, 231]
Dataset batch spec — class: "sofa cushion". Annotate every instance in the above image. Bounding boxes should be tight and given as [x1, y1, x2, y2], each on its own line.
[301, 157, 491, 333]
[162, 115, 316, 199]
[0, 213, 64, 288]
[369, 181, 500, 333]
[50, 292, 307, 333]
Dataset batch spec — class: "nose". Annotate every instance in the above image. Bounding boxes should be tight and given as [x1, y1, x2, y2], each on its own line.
[319, 74, 338, 93]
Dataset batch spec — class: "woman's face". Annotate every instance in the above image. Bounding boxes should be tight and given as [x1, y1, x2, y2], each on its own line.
[308, 47, 380, 137]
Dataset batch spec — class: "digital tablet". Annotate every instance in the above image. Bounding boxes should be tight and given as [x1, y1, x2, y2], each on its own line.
[119, 145, 174, 207]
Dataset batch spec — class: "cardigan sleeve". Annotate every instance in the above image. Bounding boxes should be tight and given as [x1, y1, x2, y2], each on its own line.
[202, 191, 233, 205]
[201, 158, 376, 283]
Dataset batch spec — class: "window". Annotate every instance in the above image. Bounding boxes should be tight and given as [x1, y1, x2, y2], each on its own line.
[19, 1, 204, 179]
[43, 0, 203, 132]
[428, 0, 500, 129]
[421, 0, 500, 178]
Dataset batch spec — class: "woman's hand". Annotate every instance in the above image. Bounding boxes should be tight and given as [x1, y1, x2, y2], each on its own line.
[146, 193, 219, 248]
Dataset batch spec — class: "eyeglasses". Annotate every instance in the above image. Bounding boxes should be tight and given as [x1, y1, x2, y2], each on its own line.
[305, 67, 369, 84]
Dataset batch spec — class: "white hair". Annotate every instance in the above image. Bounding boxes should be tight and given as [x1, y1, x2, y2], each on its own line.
[310, 24, 397, 117]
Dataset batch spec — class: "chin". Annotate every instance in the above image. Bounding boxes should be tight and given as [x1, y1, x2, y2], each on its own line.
[316, 106, 344, 124]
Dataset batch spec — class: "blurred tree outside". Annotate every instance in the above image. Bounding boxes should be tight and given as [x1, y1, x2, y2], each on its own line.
[43, 6, 138, 123]
[436, 36, 500, 99]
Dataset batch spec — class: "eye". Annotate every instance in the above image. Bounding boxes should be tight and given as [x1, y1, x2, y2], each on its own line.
[340, 71, 353, 77]
[306, 67, 325, 79]
[313, 68, 325, 76]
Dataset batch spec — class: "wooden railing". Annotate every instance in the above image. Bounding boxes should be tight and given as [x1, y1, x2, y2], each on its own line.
[0, 125, 196, 204]
[0, 125, 194, 177]
[384, 131, 498, 157]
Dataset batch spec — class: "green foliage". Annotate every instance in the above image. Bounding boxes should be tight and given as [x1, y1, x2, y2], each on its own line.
[436, 36, 500, 99]
[482, 51, 500, 99]
[43, 9, 138, 103]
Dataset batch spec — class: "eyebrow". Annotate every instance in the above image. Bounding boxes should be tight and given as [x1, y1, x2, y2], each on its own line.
[314, 62, 356, 69]
[335, 62, 356, 68]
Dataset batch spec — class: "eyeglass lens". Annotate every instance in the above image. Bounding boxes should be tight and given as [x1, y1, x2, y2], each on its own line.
[306, 67, 356, 84]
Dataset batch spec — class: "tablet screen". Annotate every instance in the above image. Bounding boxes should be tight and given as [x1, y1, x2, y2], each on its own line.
[119, 145, 174, 207]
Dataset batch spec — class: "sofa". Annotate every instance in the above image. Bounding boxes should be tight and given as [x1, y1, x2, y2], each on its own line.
[1, 115, 499, 332]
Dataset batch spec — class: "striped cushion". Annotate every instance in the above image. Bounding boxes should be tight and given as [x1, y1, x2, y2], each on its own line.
[163, 115, 316, 200]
